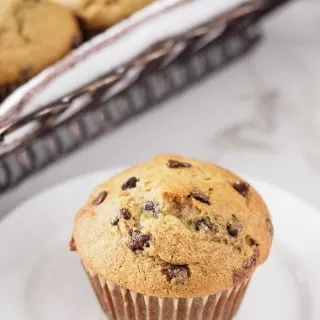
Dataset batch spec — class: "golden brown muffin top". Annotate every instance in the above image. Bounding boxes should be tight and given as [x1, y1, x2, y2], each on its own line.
[0, 0, 80, 85]
[72, 154, 273, 298]
[51, 0, 154, 30]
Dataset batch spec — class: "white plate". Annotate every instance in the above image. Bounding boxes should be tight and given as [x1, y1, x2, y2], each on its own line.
[0, 169, 319, 320]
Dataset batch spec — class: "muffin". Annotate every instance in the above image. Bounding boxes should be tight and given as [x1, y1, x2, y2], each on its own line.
[71, 154, 273, 320]
[0, 0, 81, 102]
[51, 0, 154, 31]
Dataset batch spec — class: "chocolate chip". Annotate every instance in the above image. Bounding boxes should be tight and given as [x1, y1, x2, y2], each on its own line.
[69, 237, 76, 251]
[266, 218, 274, 235]
[227, 215, 242, 237]
[243, 249, 259, 269]
[128, 230, 151, 251]
[195, 217, 214, 231]
[122, 177, 139, 190]
[92, 191, 108, 205]
[190, 191, 210, 205]
[120, 208, 131, 220]
[227, 224, 242, 237]
[111, 217, 120, 226]
[166, 159, 192, 168]
[166, 264, 190, 283]
[245, 236, 256, 247]
[232, 181, 250, 197]
[143, 201, 158, 217]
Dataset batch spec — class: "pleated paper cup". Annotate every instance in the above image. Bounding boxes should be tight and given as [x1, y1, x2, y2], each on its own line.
[84, 267, 250, 320]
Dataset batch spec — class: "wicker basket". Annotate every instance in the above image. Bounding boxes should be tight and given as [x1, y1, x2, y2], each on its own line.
[0, 0, 289, 192]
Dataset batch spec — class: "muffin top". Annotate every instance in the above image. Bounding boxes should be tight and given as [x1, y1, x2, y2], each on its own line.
[51, 0, 154, 30]
[0, 0, 80, 86]
[72, 154, 273, 297]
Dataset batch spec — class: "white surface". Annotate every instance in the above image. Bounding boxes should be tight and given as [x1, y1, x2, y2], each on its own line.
[0, 170, 319, 319]
[1, 1, 320, 214]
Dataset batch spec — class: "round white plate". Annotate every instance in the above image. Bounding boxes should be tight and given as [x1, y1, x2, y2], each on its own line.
[0, 169, 319, 320]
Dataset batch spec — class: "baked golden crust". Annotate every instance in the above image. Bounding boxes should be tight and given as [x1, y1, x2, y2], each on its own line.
[0, 0, 80, 85]
[52, 0, 154, 30]
[72, 154, 273, 297]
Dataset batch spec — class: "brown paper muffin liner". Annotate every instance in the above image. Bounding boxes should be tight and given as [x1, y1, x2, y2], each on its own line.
[84, 267, 250, 320]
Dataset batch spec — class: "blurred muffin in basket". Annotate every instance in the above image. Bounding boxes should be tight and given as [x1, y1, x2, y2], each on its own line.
[71, 154, 273, 320]
[52, 0, 154, 31]
[0, 0, 81, 102]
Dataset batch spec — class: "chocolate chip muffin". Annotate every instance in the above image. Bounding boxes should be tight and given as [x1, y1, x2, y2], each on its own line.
[0, 0, 81, 102]
[71, 154, 273, 320]
[52, 0, 154, 30]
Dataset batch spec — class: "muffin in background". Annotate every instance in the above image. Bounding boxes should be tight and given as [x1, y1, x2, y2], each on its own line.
[52, 0, 154, 31]
[0, 0, 81, 102]
[71, 154, 273, 320]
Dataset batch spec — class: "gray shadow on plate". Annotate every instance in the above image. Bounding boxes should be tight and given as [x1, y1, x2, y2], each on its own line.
[276, 243, 313, 320]
[24, 243, 105, 320]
